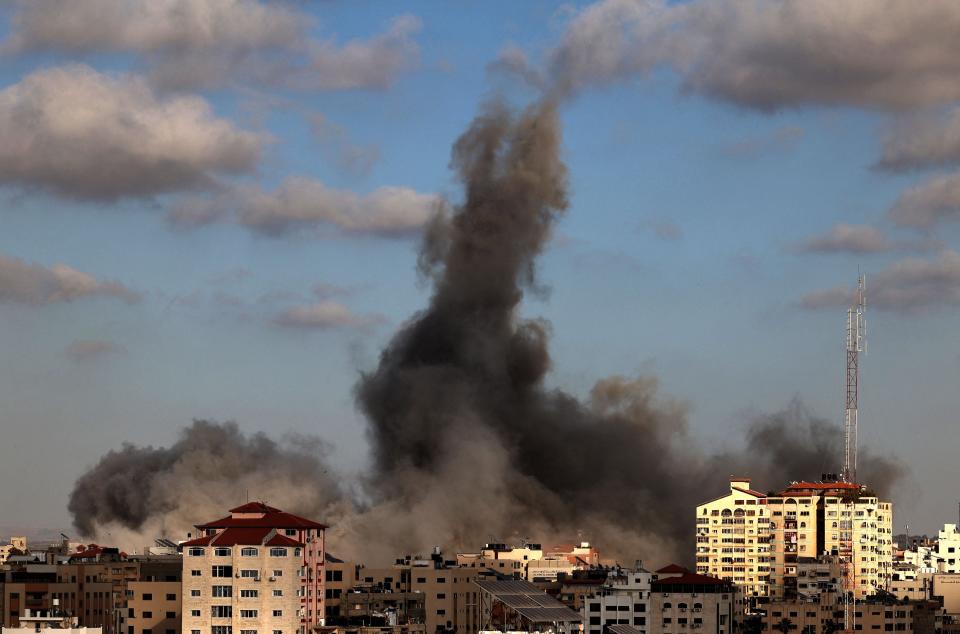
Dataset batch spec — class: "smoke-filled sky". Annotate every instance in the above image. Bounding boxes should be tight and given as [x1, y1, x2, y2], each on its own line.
[3, 1, 960, 549]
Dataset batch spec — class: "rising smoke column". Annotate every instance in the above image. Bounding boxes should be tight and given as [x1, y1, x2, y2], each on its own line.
[354, 99, 708, 561]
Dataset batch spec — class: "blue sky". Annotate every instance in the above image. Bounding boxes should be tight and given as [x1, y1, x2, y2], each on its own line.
[2, 0, 960, 536]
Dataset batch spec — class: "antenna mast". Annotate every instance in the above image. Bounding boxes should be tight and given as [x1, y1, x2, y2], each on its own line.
[843, 275, 865, 484]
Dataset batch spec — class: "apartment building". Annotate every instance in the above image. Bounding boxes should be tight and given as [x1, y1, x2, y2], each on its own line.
[695, 477, 770, 598]
[455, 542, 600, 582]
[766, 481, 893, 600]
[580, 566, 651, 634]
[696, 477, 892, 602]
[933, 525, 960, 573]
[761, 592, 945, 634]
[648, 565, 737, 634]
[122, 557, 182, 634]
[181, 503, 327, 634]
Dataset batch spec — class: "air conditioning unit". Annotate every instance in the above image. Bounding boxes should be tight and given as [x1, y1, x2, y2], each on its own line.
[235, 574, 241, 578]
[270, 577, 277, 582]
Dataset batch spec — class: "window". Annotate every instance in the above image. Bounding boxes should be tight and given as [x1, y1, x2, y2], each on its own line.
[590, 617, 601, 626]
[437, 610, 446, 616]
[325, 570, 343, 582]
[190, 611, 201, 618]
[212, 606, 232, 618]
[635, 604, 645, 612]
[212, 627, 232, 634]
[212, 566, 233, 577]
[272, 590, 282, 597]
[143, 612, 153, 619]
[191, 630, 200, 634]
[241, 631, 257, 634]
[240, 569, 259, 578]
[191, 590, 201, 597]
[590, 605, 601, 613]
[241, 590, 258, 598]
[166, 594, 176, 601]
[240, 611, 258, 619]
[269, 548, 288, 557]
[634, 618, 646, 626]
[188, 548, 204, 556]
[143, 630, 152, 634]
[215, 547, 231, 557]
[129, 609, 136, 618]
[272, 570, 282, 577]
[191, 570, 201, 577]
[272, 611, 283, 618]
[437, 593, 446, 599]
[212, 586, 233, 598]
[166, 612, 176, 619]
[143, 594, 153, 600]
[285, 529, 297, 536]
[416, 577, 426, 583]
[241, 547, 258, 556]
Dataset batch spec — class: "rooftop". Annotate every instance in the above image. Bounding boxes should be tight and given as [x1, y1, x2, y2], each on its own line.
[181, 527, 302, 548]
[195, 503, 327, 530]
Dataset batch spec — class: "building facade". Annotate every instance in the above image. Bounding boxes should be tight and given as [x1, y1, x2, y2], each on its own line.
[695, 478, 770, 598]
[180, 503, 327, 634]
[580, 566, 651, 634]
[696, 477, 893, 602]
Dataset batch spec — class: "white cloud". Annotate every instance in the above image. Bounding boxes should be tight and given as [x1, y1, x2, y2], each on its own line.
[800, 250, 960, 313]
[307, 15, 422, 91]
[65, 340, 127, 362]
[795, 224, 891, 255]
[877, 108, 960, 171]
[169, 177, 441, 238]
[3, 1, 422, 92]
[0, 252, 140, 306]
[273, 300, 386, 331]
[548, 0, 960, 110]
[0, 65, 261, 200]
[889, 172, 960, 228]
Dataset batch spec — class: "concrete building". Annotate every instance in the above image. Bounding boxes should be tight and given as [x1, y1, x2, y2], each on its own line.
[934, 526, 960, 574]
[0, 538, 28, 564]
[889, 565, 933, 602]
[648, 566, 737, 634]
[760, 592, 944, 634]
[696, 477, 893, 602]
[581, 565, 651, 634]
[695, 478, 771, 598]
[767, 481, 893, 600]
[180, 502, 327, 634]
[121, 557, 181, 634]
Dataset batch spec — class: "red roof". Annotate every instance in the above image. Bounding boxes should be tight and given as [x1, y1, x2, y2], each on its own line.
[230, 502, 283, 514]
[779, 481, 861, 494]
[196, 507, 327, 530]
[182, 527, 304, 548]
[652, 572, 732, 588]
[656, 564, 690, 574]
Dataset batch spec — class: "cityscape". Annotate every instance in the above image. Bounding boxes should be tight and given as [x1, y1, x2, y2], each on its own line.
[4, 3, 960, 634]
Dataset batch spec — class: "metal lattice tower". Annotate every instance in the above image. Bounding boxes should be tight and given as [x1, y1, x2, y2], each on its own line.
[843, 275, 866, 485]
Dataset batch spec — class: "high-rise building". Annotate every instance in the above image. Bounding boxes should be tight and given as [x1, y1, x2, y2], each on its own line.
[694, 477, 770, 598]
[180, 503, 327, 634]
[695, 477, 893, 601]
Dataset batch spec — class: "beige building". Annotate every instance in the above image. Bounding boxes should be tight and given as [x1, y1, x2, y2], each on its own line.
[696, 478, 892, 602]
[761, 592, 944, 634]
[0, 537, 28, 563]
[648, 566, 738, 634]
[767, 481, 893, 600]
[122, 558, 182, 634]
[181, 503, 327, 634]
[695, 477, 770, 598]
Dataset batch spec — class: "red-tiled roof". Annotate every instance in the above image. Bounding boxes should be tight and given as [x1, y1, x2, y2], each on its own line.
[782, 481, 861, 491]
[196, 509, 327, 530]
[652, 572, 732, 587]
[656, 564, 690, 574]
[230, 502, 283, 514]
[181, 527, 304, 548]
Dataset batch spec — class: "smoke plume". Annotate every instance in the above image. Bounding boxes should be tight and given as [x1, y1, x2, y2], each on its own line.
[68, 420, 345, 543]
[68, 99, 905, 565]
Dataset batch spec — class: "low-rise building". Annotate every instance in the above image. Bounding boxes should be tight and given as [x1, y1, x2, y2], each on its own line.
[648, 565, 738, 634]
[580, 565, 651, 634]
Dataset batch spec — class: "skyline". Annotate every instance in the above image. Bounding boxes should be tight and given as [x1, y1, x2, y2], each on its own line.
[2, 0, 960, 545]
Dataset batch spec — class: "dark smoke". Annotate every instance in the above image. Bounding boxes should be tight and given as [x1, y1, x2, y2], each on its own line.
[69, 420, 344, 540]
[67, 99, 906, 565]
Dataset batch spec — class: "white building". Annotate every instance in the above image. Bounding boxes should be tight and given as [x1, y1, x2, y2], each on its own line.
[581, 565, 652, 634]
